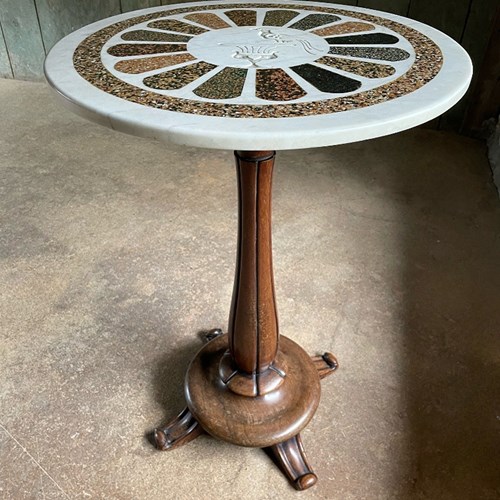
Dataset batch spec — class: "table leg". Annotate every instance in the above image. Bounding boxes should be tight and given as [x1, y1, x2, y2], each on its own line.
[153, 407, 205, 451]
[266, 434, 318, 490]
[151, 151, 338, 490]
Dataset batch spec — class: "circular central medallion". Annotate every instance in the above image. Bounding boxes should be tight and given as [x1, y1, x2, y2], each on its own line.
[187, 26, 330, 68]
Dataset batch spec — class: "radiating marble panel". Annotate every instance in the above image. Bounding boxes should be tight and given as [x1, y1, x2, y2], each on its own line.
[225, 10, 257, 26]
[194, 67, 247, 99]
[263, 10, 300, 27]
[108, 43, 187, 57]
[328, 46, 411, 61]
[291, 63, 361, 93]
[313, 22, 375, 36]
[121, 30, 191, 42]
[143, 61, 217, 90]
[114, 53, 195, 73]
[316, 56, 395, 78]
[326, 33, 400, 45]
[148, 19, 207, 35]
[256, 68, 306, 101]
[289, 14, 340, 31]
[184, 13, 231, 29]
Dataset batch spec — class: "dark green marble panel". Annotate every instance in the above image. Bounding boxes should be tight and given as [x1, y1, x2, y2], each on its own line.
[357, 0, 411, 16]
[0, 23, 13, 78]
[289, 14, 341, 30]
[291, 64, 361, 93]
[0, 0, 46, 80]
[326, 33, 399, 44]
[328, 46, 410, 61]
[35, 0, 121, 52]
[121, 0, 161, 13]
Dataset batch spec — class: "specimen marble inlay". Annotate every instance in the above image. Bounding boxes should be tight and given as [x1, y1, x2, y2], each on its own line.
[45, 0, 472, 150]
[70, 1, 447, 118]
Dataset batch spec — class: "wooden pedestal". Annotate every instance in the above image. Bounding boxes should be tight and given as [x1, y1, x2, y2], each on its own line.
[151, 151, 338, 490]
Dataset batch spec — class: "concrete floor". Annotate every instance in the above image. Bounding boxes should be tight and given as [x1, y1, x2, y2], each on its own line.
[0, 78, 499, 499]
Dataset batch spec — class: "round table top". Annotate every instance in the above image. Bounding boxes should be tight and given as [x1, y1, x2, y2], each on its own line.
[44, 0, 472, 151]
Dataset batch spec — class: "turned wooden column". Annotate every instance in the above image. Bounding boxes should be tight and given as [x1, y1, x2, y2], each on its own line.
[219, 150, 286, 397]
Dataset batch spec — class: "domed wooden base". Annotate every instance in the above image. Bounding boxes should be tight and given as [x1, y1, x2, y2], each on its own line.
[152, 330, 338, 490]
[185, 334, 321, 448]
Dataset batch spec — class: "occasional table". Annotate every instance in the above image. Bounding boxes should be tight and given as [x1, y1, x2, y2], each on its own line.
[45, 0, 472, 490]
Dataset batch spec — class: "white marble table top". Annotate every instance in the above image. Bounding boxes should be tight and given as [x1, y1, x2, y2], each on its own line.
[44, 0, 472, 150]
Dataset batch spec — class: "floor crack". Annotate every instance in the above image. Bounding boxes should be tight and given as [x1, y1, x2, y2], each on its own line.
[0, 422, 71, 499]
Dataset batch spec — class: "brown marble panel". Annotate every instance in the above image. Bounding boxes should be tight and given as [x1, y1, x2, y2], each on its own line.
[147, 19, 207, 34]
[225, 10, 257, 26]
[143, 61, 217, 90]
[312, 22, 375, 36]
[114, 53, 195, 74]
[316, 56, 395, 78]
[256, 69, 306, 101]
[184, 13, 231, 29]
[107, 43, 187, 57]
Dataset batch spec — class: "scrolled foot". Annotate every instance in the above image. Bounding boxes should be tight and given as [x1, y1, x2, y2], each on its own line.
[312, 352, 339, 380]
[296, 473, 318, 490]
[266, 434, 318, 491]
[152, 407, 204, 451]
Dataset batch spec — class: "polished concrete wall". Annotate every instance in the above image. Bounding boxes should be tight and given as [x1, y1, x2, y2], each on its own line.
[0, 0, 497, 131]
